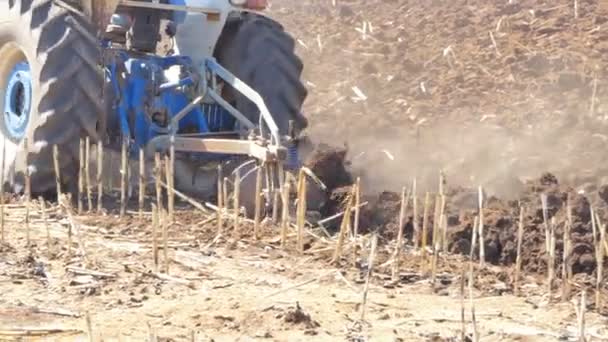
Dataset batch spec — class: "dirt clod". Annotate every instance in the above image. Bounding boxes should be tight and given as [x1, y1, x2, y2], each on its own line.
[283, 303, 320, 330]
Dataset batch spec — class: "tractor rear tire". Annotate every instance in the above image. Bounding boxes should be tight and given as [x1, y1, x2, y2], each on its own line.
[211, 13, 308, 215]
[214, 12, 308, 135]
[0, 0, 104, 193]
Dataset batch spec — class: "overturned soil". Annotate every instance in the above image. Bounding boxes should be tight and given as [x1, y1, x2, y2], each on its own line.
[269, 0, 608, 283]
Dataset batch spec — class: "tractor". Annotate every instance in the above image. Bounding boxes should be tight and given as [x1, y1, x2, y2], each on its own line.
[0, 0, 308, 208]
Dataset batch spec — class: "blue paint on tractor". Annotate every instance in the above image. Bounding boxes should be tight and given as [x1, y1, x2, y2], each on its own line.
[105, 50, 236, 156]
[3, 61, 31, 141]
[286, 144, 300, 170]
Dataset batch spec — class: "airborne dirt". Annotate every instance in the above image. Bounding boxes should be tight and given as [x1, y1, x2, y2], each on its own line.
[2, 0, 608, 341]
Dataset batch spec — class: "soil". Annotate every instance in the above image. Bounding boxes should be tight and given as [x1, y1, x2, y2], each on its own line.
[268, 0, 608, 281]
[0, 201, 607, 341]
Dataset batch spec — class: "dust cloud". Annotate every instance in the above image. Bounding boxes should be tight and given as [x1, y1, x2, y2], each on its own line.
[310, 116, 608, 199]
[270, 0, 608, 199]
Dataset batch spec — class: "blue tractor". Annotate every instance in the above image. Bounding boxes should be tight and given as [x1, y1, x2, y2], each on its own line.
[0, 0, 308, 205]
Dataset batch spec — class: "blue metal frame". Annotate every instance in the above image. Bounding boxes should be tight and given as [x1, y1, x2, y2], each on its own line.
[105, 50, 236, 156]
[3, 61, 32, 141]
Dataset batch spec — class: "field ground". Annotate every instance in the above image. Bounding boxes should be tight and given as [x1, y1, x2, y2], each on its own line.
[0, 199, 606, 341]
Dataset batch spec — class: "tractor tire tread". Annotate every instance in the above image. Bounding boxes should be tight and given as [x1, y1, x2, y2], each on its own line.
[215, 12, 308, 134]
[1, 0, 103, 192]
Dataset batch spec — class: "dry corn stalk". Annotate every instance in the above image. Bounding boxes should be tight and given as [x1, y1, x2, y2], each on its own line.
[96, 143, 103, 212]
[139, 148, 145, 218]
[514, 206, 525, 295]
[53, 144, 61, 203]
[78, 138, 84, 214]
[152, 203, 159, 272]
[40, 197, 51, 257]
[391, 187, 411, 282]
[216, 165, 223, 236]
[280, 181, 291, 249]
[154, 153, 162, 212]
[478, 186, 485, 267]
[541, 194, 550, 252]
[296, 169, 307, 253]
[168, 136, 175, 222]
[272, 188, 280, 224]
[440, 196, 447, 251]
[590, 205, 598, 250]
[563, 196, 572, 301]
[431, 195, 441, 253]
[421, 192, 431, 258]
[412, 178, 419, 248]
[162, 209, 169, 274]
[331, 187, 355, 264]
[353, 177, 361, 239]
[548, 217, 556, 301]
[576, 291, 586, 342]
[85, 136, 92, 211]
[253, 165, 263, 240]
[596, 222, 605, 312]
[360, 234, 378, 322]
[233, 169, 241, 239]
[120, 138, 128, 217]
[469, 215, 479, 342]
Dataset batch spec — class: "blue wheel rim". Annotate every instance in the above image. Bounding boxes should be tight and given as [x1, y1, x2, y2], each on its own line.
[3, 61, 32, 141]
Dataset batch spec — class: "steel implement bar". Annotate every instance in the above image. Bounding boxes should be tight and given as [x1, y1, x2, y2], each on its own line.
[119, 0, 221, 14]
[169, 95, 205, 134]
[205, 58, 281, 145]
[146, 136, 285, 162]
